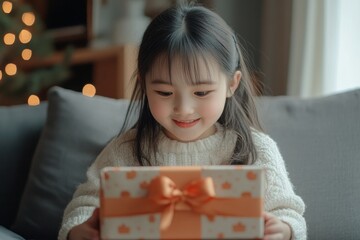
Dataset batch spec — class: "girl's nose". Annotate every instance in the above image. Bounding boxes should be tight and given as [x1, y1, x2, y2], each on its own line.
[173, 95, 194, 115]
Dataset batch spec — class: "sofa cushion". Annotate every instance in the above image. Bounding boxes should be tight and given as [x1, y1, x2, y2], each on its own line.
[11, 87, 136, 239]
[0, 103, 47, 228]
[256, 88, 360, 239]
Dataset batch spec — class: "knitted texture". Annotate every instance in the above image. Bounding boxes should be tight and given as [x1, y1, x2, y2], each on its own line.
[58, 125, 306, 239]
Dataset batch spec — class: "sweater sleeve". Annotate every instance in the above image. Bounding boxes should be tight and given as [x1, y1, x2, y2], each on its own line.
[252, 132, 307, 240]
[57, 136, 128, 240]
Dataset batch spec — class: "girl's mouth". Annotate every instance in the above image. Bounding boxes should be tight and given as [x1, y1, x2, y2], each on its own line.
[173, 119, 200, 128]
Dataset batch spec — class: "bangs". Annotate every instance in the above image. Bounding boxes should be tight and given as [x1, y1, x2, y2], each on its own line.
[147, 45, 216, 85]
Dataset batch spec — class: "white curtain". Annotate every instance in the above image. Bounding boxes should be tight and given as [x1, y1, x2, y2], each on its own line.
[287, 0, 360, 97]
[335, 0, 360, 93]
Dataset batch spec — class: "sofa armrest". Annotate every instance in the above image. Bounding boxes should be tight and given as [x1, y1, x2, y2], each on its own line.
[0, 226, 25, 240]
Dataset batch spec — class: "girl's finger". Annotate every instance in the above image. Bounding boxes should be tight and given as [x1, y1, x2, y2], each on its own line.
[263, 232, 283, 240]
[87, 208, 100, 227]
[264, 224, 282, 234]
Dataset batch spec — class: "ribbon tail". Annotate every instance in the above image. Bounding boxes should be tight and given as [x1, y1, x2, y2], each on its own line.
[160, 204, 175, 230]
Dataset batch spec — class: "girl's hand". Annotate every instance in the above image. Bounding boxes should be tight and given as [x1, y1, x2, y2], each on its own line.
[263, 212, 292, 240]
[68, 208, 100, 240]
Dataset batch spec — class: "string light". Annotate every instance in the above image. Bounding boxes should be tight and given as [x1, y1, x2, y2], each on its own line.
[22, 12, 35, 26]
[28, 95, 40, 106]
[4, 33, 15, 45]
[1, 1, 67, 102]
[2, 1, 12, 14]
[22, 49, 32, 60]
[82, 84, 96, 97]
[19, 29, 32, 44]
[5, 63, 17, 76]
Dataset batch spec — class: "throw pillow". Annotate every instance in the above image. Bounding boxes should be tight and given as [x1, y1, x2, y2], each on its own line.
[11, 87, 137, 239]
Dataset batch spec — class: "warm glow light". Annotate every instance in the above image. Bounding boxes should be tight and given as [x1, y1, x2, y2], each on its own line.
[22, 12, 35, 26]
[19, 29, 32, 44]
[22, 49, 32, 60]
[2, 1, 12, 14]
[0, 70, 2, 81]
[5, 63, 17, 76]
[28, 95, 40, 106]
[82, 84, 96, 97]
[4, 33, 15, 45]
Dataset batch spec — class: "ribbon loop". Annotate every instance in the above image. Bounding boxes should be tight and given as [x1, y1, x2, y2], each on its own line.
[146, 176, 215, 230]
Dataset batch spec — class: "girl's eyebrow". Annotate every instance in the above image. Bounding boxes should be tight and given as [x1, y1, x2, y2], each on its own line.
[150, 79, 216, 85]
[195, 80, 216, 85]
[150, 79, 171, 85]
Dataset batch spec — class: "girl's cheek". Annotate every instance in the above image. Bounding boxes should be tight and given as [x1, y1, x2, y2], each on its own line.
[149, 98, 169, 117]
[200, 97, 225, 118]
[152, 105, 167, 117]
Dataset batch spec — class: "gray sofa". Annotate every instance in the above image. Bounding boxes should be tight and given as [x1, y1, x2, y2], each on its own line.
[1, 86, 359, 240]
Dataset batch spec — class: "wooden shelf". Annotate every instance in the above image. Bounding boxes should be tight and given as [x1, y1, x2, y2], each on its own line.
[17, 44, 138, 99]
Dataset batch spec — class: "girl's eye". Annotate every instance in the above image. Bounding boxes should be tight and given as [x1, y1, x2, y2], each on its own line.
[155, 91, 173, 96]
[194, 91, 210, 97]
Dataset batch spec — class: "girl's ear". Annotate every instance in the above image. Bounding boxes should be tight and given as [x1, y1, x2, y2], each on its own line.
[227, 71, 241, 97]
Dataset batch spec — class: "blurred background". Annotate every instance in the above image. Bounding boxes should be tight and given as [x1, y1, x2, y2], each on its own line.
[1, 0, 359, 106]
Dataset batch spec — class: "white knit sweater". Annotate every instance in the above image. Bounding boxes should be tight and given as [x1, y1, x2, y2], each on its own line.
[58, 124, 307, 240]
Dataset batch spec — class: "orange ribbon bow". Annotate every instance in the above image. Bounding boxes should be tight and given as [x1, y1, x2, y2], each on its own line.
[147, 176, 215, 230]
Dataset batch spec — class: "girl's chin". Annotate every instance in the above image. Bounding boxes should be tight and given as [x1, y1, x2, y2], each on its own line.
[163, 127, 216, 142]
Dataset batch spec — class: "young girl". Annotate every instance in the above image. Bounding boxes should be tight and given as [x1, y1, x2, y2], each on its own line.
[59, 3, 306, 240]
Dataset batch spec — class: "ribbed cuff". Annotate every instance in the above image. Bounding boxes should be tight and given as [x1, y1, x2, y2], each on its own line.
[278, 215, 307, 240]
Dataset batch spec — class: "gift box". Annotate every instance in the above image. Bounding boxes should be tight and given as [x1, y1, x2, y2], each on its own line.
[100, 166, 264, 239]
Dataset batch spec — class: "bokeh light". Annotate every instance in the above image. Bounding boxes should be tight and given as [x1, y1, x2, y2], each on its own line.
[28, 95, 40, 106]
[22, 49, 32, 60]
[19, 29, 32, 44]
[82, 84, 96, 97]
[4, 33, 15, 45]
[5, 63, 17, 76]
[2, 1, 12, 14]
[22, 12, 35, 26]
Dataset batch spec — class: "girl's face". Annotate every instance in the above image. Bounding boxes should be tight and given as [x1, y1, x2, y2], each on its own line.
[146, 56, 240, 142]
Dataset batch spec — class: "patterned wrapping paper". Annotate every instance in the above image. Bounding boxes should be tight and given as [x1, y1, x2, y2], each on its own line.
[100, 165, 264, 239]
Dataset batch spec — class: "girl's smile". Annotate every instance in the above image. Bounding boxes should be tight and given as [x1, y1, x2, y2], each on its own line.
[173, 118, 200, 128]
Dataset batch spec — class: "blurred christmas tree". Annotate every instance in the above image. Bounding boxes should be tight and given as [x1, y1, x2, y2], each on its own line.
[0, 0, 71, 101]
